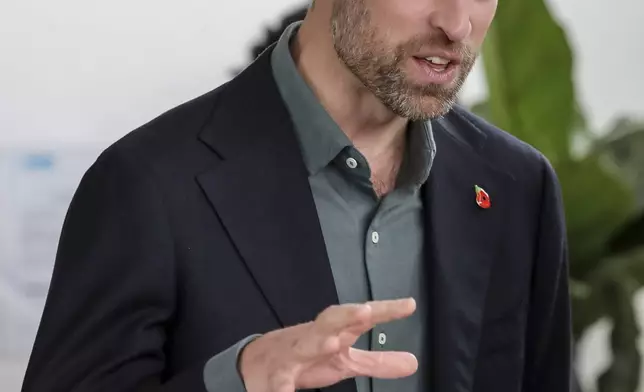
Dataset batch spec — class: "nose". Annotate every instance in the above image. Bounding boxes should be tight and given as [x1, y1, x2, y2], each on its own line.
[429, 0, 473, 43]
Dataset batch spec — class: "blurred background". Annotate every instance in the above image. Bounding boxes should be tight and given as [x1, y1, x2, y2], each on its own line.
[1, 0, 643, 391]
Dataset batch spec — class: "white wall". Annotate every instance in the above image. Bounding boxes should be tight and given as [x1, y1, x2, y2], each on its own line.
[1, 0, 643, 391]
[0, 0, 307, 146]
[2, 0, 642, 147]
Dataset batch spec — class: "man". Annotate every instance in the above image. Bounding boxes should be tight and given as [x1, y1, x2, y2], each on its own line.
[22, 0, 572, 391]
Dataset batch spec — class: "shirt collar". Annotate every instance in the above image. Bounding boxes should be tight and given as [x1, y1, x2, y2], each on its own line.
[271, 21, 351, 175]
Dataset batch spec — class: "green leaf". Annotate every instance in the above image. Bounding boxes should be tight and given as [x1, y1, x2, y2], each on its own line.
[572, 248, 644, 350]
[481, 0, 578, 163]
[595, 120, 644, 208]
[594, 247, 644, 289]
[556, 157, 636, 279]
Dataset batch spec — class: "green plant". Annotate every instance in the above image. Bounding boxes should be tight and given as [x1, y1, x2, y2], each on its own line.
[472, 1, 644, 391]
[598, 118, 644, 209]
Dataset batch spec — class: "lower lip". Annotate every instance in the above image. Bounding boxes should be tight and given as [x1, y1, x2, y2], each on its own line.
[410, 57, 458, 85]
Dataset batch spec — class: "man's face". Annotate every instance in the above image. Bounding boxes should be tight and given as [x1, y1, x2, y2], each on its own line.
[331, 0, 497, 120]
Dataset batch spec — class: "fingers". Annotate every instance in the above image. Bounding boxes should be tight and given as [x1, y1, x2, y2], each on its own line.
[315, 303, 373, 336]
[346, 348, 418, 379]
[341, 298, 416, 338]
[291, 304, 370, 360]
[246, 299, 418, 392]
[317, 298, 416, 336]
[365, 298, 416, 327]
[292, 298, 417, 362]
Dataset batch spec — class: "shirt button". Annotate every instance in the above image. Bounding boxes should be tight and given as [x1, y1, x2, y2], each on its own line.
[371, 231, 380, 244]
[346, 157, 358, 169]
[378, 332, 387, 346]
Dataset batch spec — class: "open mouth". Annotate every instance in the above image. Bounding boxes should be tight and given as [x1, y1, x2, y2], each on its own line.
[410, 55, 460, 84]
[415, 56, 453, 72]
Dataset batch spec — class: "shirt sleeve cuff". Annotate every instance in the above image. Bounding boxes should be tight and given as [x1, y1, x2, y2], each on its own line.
[203, 334, 263, 392]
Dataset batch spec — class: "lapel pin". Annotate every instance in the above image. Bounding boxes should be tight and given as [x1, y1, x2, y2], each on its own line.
[474, 185, 491, 209]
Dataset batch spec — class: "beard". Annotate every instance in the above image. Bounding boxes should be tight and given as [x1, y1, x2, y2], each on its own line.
[331, 0, 477, 120]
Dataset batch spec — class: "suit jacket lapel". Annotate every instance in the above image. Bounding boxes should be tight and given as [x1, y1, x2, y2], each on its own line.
[196, 48, 357, 392]
[425, 115, 514, 392]
[196, 50, 342, 332]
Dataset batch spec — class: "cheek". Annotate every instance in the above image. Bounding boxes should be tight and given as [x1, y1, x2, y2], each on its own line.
[370, 0, 430, 34]
[469, 3, 497, 46]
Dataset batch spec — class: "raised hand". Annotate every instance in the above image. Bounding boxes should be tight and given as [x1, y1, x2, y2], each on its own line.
[239, 298, 418, 392]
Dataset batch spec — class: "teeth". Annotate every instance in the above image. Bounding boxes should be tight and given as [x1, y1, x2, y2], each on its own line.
[425, 56, 449, 65]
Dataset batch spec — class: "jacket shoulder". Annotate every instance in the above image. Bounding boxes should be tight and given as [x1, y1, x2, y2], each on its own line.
[110, 85, 225, 157]
[88, 83, 230, 185]
[447, 105, 552, 183]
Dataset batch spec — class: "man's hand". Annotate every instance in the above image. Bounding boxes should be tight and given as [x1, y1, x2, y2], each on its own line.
[239, 298, 418, 392]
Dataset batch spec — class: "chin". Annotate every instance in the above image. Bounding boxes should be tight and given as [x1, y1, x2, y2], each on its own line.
[372, 78, 459, 120]
[405, 95, 456, 121]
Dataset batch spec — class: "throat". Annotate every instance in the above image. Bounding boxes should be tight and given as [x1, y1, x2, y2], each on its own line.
[354, 123, 408, 198]
[370, 161, 402, 198]
[371, 177, 396, 198]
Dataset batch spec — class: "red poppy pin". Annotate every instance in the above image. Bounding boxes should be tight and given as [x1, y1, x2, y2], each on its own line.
[474, 185, 491, 209]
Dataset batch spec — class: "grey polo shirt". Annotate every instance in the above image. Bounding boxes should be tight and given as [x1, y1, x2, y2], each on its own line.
[204, 21, 435, 392]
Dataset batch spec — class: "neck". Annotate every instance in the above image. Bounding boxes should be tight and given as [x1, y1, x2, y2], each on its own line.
[292, 17, 409, 163]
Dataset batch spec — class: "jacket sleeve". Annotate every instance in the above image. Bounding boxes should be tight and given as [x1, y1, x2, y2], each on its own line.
[22, 146, 215, 392]
[522, 155, 573, 392]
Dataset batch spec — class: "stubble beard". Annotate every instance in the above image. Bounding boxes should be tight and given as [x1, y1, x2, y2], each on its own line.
[330, 0, 477, 121]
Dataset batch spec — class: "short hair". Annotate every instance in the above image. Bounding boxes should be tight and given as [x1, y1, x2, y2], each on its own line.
[248, 5, 309, 60]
